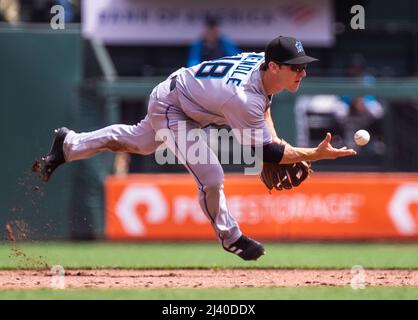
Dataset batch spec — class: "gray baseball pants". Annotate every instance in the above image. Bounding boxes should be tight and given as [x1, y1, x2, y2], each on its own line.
[63, 77, 242, 247]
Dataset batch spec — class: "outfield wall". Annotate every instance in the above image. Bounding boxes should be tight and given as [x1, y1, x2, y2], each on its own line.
[0, 25, 82, 240]
[105, 173, 418, 240]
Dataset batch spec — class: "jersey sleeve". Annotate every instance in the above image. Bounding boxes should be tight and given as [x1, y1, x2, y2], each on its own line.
[221, 91, 273, 146]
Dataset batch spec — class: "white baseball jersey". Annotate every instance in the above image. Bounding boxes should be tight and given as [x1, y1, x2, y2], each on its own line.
[171, 52, 273, 146]
[62, 52, 276, 249]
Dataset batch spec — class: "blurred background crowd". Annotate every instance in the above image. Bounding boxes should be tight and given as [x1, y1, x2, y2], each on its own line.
[0, 0, 417, 77]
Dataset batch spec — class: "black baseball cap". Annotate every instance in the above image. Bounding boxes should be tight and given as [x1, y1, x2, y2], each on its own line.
[265, 36, 319, 65]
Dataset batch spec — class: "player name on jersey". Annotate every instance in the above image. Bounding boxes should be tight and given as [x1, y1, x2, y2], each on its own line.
[225, 54, 264, 86]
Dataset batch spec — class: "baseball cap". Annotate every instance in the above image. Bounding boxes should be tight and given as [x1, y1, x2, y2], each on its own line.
[265, 36, 319, 65]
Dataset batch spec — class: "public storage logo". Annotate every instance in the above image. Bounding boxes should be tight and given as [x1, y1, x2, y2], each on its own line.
[113, 185, 207, 236]
[106, 174, 418, 239]
[115, 184, 168, 235]
[388, 184, 418, 235]
[112, 186, 363, 236]
[227, 194, 362, 224]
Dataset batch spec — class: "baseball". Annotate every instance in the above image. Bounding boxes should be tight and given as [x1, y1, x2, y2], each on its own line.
[354, 129, 370, 146]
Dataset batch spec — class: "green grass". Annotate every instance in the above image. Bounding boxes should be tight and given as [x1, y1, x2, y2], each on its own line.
[0, 242, 417, 269]
[0, 242, 417, 300]
[0, 287, 417, 300]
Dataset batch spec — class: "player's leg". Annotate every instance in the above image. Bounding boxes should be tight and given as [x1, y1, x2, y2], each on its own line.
[148, 88, 264, 260]
[162, 109, 241, 243]
[63, 116, 161, 160]
[39, 115, 162, 181]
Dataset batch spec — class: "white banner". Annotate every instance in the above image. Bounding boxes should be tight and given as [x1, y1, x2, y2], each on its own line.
[82, 0, 334, 46]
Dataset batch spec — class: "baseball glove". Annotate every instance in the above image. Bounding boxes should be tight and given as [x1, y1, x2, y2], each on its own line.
[260, 161, 313, 191]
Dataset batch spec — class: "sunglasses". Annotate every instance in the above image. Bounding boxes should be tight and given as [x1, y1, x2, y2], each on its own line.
[270, 61, 307, 73]
[286, 64, 307, 73]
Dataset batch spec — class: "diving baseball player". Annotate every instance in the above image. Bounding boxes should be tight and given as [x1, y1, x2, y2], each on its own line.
[38, 36, 356, 261]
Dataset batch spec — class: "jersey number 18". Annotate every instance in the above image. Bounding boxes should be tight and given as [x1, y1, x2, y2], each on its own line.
[195, 62, 233, 78]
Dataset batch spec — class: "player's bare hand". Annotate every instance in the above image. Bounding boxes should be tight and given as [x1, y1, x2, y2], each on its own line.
[316, 132, 357, 160]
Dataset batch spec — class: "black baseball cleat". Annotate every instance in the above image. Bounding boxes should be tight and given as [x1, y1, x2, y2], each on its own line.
[40, 127, 69, 182]
[223, 235, 265, 261]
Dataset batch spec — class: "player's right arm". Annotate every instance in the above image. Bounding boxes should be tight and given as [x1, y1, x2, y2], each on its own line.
[279, 132, 356, 164]
[263, 109, 355, 163]
[264, 108, 289, 146]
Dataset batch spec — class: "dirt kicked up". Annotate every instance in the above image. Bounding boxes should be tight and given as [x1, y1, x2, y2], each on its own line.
[0, 269, 417, 289]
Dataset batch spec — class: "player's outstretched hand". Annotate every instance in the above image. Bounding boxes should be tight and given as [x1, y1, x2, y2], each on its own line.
[316, 132, 357, 160]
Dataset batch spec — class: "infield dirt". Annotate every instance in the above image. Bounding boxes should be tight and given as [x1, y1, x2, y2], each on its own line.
[0, 269, 416, 289]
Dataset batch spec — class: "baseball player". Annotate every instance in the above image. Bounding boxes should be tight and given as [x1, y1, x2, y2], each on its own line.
[38, 36, 356, 261]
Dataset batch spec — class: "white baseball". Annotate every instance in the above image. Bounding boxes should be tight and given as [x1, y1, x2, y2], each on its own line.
[354, 129, 370, 146]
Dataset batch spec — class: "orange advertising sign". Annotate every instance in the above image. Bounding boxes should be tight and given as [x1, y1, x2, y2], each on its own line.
[105, 173, 418, 240]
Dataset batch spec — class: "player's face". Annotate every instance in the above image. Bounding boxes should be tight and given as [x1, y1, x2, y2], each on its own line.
[281, 64, 307, 92]
[266, 62, 307, 94]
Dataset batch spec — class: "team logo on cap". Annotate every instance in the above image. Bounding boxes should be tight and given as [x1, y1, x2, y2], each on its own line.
[295, 41, 304, 53]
